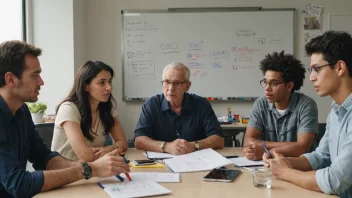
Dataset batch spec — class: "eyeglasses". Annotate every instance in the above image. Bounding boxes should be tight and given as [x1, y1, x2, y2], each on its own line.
[308, 63, 335, 74]
[161, 80, 188, 88]
[260, 80, 285, 90]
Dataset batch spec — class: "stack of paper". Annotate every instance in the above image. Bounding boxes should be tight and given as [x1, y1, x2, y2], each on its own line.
[230, 157, 264, 167]
[143, 151, 176, 159]
[120, 172, 180, 183]
[164, 148, 233, 173]
[99, 176, 172, 198]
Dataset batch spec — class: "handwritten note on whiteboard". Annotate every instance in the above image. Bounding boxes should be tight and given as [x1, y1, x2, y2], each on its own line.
[164, 148, 233, 173]
[99, 179, 171, 198]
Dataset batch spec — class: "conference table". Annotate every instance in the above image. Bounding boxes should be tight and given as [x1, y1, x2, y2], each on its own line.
[35, 148, 336, 198]
[221, 123, 247, 147]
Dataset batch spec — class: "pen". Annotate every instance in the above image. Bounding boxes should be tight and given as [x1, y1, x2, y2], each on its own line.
[97, 182, 105, 189]
[261, 142, 273, 158]
[120, 154, 132, 181]
[116, 175, 124, 182]
[224, 155, 239, 159]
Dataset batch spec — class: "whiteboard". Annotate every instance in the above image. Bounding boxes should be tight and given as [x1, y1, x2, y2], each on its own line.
[122, 10, 294, 100]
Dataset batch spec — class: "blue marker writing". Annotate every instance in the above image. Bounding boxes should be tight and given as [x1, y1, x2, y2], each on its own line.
[261, 142, 273, 158]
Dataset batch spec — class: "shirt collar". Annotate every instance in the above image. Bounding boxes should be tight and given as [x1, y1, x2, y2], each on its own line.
[268, 92, 298, 113]
[0, 96, 15, 122]
[332, 93, 352, 111]
[161, 93, 193, 111]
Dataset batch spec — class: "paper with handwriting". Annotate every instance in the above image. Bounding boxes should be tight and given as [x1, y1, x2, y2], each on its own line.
[99, 177, 171, 198]
[121, 172, 180, 182]
[163, 148, 233, 173]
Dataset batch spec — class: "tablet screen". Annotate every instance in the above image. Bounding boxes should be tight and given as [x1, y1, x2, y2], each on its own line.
[203, 169, 241, 182]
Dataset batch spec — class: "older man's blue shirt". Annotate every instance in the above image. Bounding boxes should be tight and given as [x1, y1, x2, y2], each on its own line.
[0, 97, 60, 198]
[134, 93, 223, 141]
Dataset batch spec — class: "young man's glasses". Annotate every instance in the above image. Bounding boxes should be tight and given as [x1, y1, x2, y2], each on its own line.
[161, 80, 188, 88]
[260, 80, 285, 90]
[308, 62, 335, 74]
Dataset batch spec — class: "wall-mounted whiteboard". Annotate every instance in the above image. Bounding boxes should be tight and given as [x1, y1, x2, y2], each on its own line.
[122, 10, 294, 100]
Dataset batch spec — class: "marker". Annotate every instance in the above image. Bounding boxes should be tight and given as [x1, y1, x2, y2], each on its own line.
[116, 175, 124, 182]
[261, 142, 273, 158]
[97, 182, 105, 189]
[120, 154, 132, 181]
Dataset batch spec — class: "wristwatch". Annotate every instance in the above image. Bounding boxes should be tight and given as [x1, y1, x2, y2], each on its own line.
[194, 141, 200, 151]
[81, 162, 92, 180]
[160, 141, 166, 152]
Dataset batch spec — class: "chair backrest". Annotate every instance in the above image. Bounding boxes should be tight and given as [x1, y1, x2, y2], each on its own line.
[316, 123, 326, 145]
[35, 123, 54, 149]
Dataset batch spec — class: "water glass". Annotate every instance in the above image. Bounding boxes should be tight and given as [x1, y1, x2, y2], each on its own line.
[252, 168, 272, 188]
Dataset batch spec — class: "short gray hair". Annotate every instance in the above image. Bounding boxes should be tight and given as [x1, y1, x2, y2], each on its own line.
[162, 62, 190, 81]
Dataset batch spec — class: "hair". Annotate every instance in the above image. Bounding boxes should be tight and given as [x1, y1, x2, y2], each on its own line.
[162, 62, 191, 81]
[56, 61, 116, 142]
[0, 40, 42, 87]
[305, 31, 352, 77]
[259, 50, 306, 91]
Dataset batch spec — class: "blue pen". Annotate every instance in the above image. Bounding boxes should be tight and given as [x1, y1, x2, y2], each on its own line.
[261, 142, 273, 158]
[97, 182, 105, 189]
[116, 175, 124, 182]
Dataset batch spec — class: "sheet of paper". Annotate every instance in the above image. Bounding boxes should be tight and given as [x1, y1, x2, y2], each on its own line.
[120, 172, 180, 182]
[99, 178, 171, 198]
[230, 157, 264, 167]
[164, 148, 233, 173]
[143, 151, 176, 159]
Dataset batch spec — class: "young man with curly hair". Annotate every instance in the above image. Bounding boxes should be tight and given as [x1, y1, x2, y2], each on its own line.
[243, 51, 318, 160]
[264, 31, 352, 197]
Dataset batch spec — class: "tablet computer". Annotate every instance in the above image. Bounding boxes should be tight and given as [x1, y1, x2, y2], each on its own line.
[203, 169, 241, 182]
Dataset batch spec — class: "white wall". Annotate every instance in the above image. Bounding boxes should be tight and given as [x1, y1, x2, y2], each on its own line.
[83, 0, 352, 139]
[31, 0, 87, 114]
[31, 0, 75, 114]
[73, 0, 87, 73]
[31, 0, 352, 140]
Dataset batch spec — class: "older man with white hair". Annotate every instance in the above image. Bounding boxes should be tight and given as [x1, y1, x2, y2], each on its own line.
[134, 62, 224, 155]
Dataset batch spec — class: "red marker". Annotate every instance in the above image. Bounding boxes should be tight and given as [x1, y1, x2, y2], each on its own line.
[121, 154, 132, 181]
[125, 173, 132, 181]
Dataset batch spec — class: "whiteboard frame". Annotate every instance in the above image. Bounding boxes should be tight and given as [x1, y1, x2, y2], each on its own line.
[121, 8, 295, 101]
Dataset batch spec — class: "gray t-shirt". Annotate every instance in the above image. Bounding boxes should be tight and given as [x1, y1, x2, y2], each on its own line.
[248, 92, 318, 144]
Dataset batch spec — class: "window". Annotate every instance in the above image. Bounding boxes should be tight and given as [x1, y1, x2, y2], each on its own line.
[0, 0, 25, 42]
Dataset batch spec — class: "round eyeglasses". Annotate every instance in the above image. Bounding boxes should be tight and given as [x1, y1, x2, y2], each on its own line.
[260, 80, 285, 90]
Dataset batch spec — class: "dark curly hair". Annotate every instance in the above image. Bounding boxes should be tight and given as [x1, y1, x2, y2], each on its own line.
[305, 31, 352, 77]
[259, 51, 306, 91]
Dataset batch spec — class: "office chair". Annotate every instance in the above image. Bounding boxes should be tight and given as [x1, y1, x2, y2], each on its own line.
[35, 123, 54, 149]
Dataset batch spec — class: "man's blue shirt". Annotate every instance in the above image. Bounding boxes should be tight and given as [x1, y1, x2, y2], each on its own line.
[0, 97, 59, 198]
[134, 93, 223, 141]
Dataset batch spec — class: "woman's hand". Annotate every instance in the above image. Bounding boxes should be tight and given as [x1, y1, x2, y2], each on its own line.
[92, 145, 123, 159]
